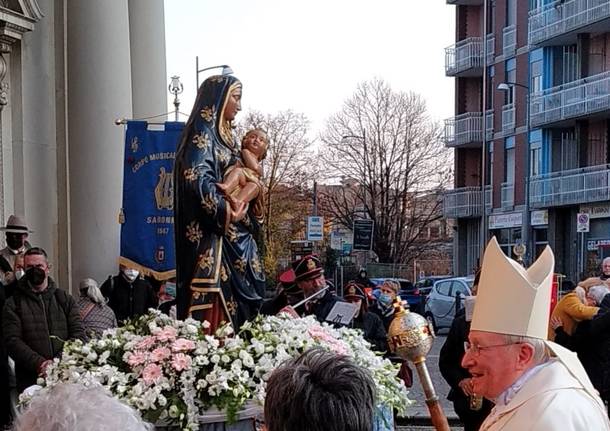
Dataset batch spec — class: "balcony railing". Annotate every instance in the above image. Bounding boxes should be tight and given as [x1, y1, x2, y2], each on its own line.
[443, 112, 483, 147]
[501, 182, 514, 208]
[485, 109, 494, 140]
[445, 37, 483, 77]
[529, 164, 610, 208]
[443, 187, 483, 218]
[447, 0, 483, 4]
[530, 70, 610, 127]
[529, 0, 610, 46]
[501, 103, 515, 134]
[502, 25, 516, 56]
[486, 33, 495, 65]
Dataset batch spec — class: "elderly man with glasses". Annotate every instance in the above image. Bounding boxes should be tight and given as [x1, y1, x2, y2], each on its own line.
[462, 238, 610, 431]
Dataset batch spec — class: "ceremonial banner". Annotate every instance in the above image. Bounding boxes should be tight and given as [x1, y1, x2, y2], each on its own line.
[119, 121, 184, 280]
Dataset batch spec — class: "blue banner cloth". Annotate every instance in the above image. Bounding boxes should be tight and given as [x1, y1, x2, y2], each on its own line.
[120, 121, 184, 280]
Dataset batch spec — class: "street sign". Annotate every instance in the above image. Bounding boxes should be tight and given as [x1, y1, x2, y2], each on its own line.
[577, 212, 590, 233]
[352, 219, 374, 251]
[330, 231, 342, 250]
[307, 216, 324, 241]
[290, 240, 313, 263]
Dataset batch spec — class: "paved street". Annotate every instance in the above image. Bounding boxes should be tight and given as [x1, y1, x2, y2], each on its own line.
[396, 332, 464, 430]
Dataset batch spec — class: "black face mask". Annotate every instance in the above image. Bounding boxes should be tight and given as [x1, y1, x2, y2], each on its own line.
[6, 234, 24, 250]
[26, 267, 46, 286]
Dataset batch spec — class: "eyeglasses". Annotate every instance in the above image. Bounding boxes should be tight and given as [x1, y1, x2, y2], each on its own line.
[463, 341, 519, 355]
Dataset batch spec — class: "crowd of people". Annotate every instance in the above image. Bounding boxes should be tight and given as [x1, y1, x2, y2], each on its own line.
[5, 211, 610, 430]
[0, 215, 164, 428]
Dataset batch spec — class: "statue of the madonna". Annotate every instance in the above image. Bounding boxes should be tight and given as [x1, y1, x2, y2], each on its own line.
[174, 75, 266, 330]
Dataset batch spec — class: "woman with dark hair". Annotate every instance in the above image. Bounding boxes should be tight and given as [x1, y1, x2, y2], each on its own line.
[174, 75, 266, 330]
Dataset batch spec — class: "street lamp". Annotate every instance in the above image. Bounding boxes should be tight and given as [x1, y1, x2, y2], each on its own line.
[498, 81, 531, 263]
[195, 56, 233, 89]
[168, 76, 183, 122]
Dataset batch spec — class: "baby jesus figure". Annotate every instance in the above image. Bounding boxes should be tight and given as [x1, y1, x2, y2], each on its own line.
[217, 128, 268, 221]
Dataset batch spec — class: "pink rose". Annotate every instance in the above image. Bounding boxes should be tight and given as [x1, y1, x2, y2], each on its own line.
[171, 338, 195, 352]
[126, 351, 146, 367]
[156, 327, 178, 342]
[150, 347, 171, 362]
[142, 363, 163, 385]
[136, 336, 156, 350]
[171, 353, 192, 371]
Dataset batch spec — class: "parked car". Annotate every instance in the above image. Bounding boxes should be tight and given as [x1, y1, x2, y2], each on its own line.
[424, 276, 474, 332]
[415, 275, 452, 297]
[370, 278, 422, 313]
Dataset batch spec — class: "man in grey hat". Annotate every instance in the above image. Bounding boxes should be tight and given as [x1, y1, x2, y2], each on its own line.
[0, 215, 32, 286]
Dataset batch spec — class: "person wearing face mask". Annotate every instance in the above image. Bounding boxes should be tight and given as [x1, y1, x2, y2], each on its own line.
[100, 265, 158, 323]
[0, 215, 32, 288]
[2, 247, 86, 392]
[370, 279, 399, 330]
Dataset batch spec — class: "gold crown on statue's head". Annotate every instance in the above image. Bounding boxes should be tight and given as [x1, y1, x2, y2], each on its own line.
[471, 237, 554, 340]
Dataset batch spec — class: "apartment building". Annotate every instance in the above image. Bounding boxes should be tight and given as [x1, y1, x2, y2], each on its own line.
[444, 0, 610, 281]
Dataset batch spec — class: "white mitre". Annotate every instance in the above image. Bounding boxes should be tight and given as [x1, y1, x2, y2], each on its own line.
[472, 237, 601, 401]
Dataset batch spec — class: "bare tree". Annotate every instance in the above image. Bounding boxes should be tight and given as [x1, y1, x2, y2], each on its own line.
[237, 110, 316, 279]
[319, 78, 451, 264]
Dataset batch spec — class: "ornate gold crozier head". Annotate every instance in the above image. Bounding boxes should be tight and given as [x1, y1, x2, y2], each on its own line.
[387, 296, 435, 363]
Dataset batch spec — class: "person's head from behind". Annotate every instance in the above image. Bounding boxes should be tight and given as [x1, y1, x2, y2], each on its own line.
[24, 247, 50, 291]
[79, 278, 105, 305]
[264, 348, 375, 431]
[587, 284, 610, 306]
[13, 383, 152, 431]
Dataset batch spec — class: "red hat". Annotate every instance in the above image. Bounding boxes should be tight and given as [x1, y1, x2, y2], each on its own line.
[292, 254, 324, 282]
[344, 282, 366, 301]
[278, 268, 299, 293]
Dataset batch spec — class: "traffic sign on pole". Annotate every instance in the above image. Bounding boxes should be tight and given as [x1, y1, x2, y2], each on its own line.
[577, 213, 590, 233]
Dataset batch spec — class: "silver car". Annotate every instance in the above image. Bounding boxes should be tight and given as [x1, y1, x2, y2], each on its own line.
[423, 276, 474, 331]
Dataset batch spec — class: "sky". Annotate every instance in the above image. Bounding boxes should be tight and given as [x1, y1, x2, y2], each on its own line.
[164, 1, 455, 137]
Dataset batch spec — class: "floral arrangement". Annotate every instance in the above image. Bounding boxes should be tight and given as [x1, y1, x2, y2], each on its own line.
[31, 310, 412, 430]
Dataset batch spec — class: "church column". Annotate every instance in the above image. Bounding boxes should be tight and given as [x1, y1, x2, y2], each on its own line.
[128, 0, 168, 119]
[67, 1, 133, 285]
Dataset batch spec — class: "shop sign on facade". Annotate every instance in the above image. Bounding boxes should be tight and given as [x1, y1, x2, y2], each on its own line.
[580, 204, 610, 219]
[530, 210, 548, 226]
[489, 212, 522, 229]
[587, 239, 610, 251]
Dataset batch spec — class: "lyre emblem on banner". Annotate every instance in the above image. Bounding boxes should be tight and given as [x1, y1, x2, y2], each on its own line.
[130, 137, 139, 153]
[155, 167, 174, 210]
[155, 246, 166, 263]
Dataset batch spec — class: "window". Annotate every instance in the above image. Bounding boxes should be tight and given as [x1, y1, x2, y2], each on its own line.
[452, 282, 470, 297]
[563, 45, 579, 84]
[507, 0, 516, 26]
[487, 141, 494, 186]
[530, 48, 543, 94]
[505, 137, 515, 184]
[436, 281, 451, 296]
[505, 58, 517, 104]
[490, 228, 522, 258]
[530, 129, 542, 177]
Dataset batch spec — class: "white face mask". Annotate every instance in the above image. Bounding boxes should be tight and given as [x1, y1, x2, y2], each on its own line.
[15, 269, 25, 281]
[123, 269, 139, 282]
